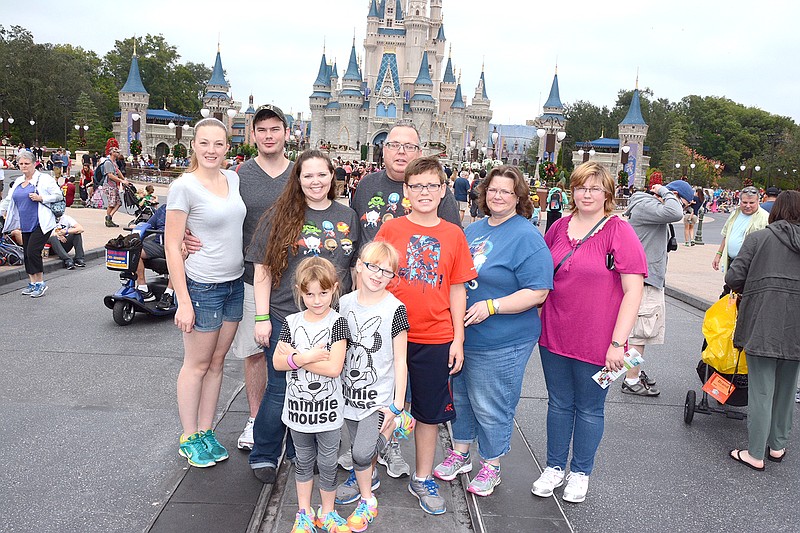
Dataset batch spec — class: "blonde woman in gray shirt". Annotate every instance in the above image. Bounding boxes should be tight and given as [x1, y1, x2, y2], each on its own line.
[165, 118, 247, 469]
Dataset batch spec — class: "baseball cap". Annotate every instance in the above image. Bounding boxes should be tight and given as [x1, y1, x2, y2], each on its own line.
[665, 180, 694, 203]
[253, 104, 288, 128]
[765, 186, 781, 196]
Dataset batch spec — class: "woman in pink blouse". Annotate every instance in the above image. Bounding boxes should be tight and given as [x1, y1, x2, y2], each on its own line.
[531, 162, 647, 504]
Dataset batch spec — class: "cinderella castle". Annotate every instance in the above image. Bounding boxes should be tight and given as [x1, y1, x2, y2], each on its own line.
[309, 0, 493, 163]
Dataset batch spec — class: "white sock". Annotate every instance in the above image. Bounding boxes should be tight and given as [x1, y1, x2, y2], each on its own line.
[164, 287, 175, 296]
[625, 377, 640, 386]
[137, 284, 149, 291]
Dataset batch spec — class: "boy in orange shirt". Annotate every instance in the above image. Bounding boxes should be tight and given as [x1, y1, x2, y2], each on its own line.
[375, 156, 476, 515]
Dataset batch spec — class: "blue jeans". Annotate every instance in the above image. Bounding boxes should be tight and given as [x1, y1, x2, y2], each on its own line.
[249, 324, 295, 468]
[539, 345, 608, 475]
[186, 277, 244, 332]
[451, 339, 537, 460]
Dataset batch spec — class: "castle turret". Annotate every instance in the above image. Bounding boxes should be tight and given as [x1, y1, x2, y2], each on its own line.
[618, 77, 649, 188]
[309, 51, 332, 149]
[118, 43, 149, 156]
[202, 45, 233, 121]
[466, 65, 493, 156]
[410, 52, 435, 139]
[439, 46, 456, 112]
[244, 94, 256, 145]
[338, 41, 365, 150]
[534, 67, 567, 165]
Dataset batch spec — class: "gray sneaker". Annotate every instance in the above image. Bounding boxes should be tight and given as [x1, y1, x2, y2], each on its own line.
[335, 467, 380, 505]
[408, 475, 446, 515]
[21, 283, 36, 296]
[337, 448, 353, 470]
[30, 282, 48, 298]
[378, 441, 410, 478]
[434, 449, 473, 481]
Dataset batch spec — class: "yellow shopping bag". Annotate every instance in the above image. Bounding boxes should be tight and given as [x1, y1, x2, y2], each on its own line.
[701, 294, 748, 375]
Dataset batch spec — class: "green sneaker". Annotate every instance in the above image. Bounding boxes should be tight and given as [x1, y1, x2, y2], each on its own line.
[201, 429, 229, 462]
[179, 432, 216, 468]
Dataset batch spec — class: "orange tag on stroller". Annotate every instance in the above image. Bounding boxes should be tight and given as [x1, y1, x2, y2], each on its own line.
[702, 372, 735, 404]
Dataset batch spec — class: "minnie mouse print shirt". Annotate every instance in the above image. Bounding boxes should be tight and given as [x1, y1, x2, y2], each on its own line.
[280, 310, 350, 433]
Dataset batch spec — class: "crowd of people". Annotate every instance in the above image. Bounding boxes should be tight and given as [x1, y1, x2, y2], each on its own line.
[2, 106, 798, 531]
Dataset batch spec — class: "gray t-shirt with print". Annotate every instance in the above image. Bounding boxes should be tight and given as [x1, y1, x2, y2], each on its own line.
[350, 169, 461, 246]
[167, 169, 246, 283]
[280, 310, 350, 433]
[339, 291, 410, 421]
[237, 158, 293, 285]
[245, 201, 360, 324]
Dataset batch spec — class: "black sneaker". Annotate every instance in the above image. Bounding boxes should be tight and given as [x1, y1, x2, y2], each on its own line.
[156, 292, 175, 310]
[74, 259, 86, 267]
[105, 216, 119, 228]
[63, 259, 75, 270]
[139, 289, 156, 302]
[639, 370, 656, 387]
[622, 379, 660, 397]
[253, 465, 277, 484]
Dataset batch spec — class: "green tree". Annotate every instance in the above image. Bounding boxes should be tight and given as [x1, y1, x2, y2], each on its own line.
[68, 91, 110, 153]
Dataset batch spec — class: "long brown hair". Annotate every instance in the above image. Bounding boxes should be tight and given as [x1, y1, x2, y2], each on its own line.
[258, 149, 336, 286]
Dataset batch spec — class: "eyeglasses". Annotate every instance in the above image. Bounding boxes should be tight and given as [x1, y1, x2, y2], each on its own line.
[574, 186, 606, 195]
[363, 262, 396, 279]
[384, 141, 421, 153]
[486, 187, 515, 197]
[406, 183, 443, 193]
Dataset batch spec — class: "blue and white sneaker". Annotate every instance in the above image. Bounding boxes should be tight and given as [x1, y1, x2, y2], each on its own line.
[30, 282, 48, 298]
[21, 283, 36, 296]
[335, 467, 380, 505]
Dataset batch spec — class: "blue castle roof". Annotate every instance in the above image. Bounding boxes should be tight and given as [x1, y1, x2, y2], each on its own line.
[480, 71, 488, 99]
[436, 24, 446, 41]
[376, 52, 401, 94]
[121, 54, 147, 94]
[343, 44, 361, 81]
[451, 83, 465, 109]
[414, 53, 433, 86]
[378, 28, 406, 36]
[314, 53, 331, 87]
[113, 109, 192, 122]
[443, 57, 455, 83]
[209, 51, 228, 88]
[331, 61, 339, 79]
[543, 74, 562, 109]
[368, 0, 379, 18]
[395, 0, 403, 20]
[620, 88, 647, 125]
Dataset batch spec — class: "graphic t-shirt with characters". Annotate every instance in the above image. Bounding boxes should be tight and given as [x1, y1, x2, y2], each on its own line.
[351, 170, 462, 246]
[280, 310, 350, 433]
[245, 201, 360, 323]
[376, 216, 476, 344]
[339, 291, 410, 421]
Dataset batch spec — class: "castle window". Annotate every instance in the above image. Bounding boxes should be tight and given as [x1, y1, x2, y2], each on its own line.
[377, 103, 388, 117]
[387, 103, 397, 118]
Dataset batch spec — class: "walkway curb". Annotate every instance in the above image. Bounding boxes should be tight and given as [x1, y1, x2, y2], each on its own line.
[0, 246, 106, 288]
[664, 285, 714, 311]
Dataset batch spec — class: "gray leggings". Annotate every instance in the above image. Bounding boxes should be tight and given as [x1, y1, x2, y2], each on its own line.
[346, 411, 387, 472]
[290, 428, 340, 491]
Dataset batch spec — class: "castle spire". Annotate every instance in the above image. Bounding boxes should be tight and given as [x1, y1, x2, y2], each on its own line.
[121, 46, 148, 94]
[413, 52, 433, 86]
[343, 42, 361, 81]
[543, 69, 563, 110]
[620, 83, 646, 125]
[208, 46, 228, 88]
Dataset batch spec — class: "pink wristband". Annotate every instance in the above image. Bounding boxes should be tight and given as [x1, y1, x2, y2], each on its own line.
[287, 352, 299, 370]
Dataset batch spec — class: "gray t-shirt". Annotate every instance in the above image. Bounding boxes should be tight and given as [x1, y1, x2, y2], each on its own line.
[167, 169, 246, 283]
[280, 310, 350, 433]
[245, 201, 360, 323]
[340, 291, 409, 421]
[350, 169, 462, 246]
[237, 158, 293, 284]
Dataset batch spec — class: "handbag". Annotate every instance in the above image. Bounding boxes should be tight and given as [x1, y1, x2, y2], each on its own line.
[35, 177, 67, 218]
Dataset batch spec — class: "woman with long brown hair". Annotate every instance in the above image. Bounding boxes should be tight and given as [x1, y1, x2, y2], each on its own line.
[245, 149, 360, 483]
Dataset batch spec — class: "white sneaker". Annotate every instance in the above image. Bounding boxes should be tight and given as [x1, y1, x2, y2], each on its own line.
[237, 417, 255, 450]
[337, 448, 353, 470]
[531, 466, 565, 498]
[562, 472, 589, 503]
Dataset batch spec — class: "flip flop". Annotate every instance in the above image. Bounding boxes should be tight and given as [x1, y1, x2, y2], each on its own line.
[767, 447, 786, 463]
[729, 449, 765, 471]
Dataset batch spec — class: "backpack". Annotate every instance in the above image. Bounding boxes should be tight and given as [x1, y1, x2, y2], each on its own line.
[548, 190, 563, 211]
[93, 160, 108, 188]
[469, 179, 480, 201]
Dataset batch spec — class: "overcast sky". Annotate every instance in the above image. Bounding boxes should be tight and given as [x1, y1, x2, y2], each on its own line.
[4, 0, 798, 126]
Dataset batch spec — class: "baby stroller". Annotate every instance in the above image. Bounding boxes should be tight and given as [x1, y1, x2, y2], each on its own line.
[684, 294, 748, 424]
[122, 184, 158, 228]
[0, 233, 25, 266]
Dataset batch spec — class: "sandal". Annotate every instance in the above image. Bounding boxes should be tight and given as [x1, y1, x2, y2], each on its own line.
[729, 449, 765, 471]
[767, 447, 786, 463]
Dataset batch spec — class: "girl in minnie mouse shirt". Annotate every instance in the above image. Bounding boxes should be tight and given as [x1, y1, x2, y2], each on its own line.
[272, 256, 351, 533]
[335, 241, 412, 532]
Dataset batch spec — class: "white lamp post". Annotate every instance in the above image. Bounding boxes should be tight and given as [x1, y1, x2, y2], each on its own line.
[200, 108, 210, 118]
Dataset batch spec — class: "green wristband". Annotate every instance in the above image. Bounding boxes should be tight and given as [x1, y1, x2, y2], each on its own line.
[254, 314, 271, 322]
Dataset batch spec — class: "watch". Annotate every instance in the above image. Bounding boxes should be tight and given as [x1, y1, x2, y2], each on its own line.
[492, 299, 501, 314]
[611, 340, 624, 349]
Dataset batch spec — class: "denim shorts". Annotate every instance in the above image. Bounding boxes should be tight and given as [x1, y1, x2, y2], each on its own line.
[186, 276, 244, 332]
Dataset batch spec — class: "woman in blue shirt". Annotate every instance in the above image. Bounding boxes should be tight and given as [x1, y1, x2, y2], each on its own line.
[433, 165, 553, 496]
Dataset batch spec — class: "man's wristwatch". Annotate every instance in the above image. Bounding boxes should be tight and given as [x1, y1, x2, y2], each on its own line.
[611, 340, 624, 349]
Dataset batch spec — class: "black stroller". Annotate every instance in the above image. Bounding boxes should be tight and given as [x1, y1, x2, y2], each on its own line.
[684, 295, 748, 424]
[122, 184, 158, 228]
[0, 233, 25, 266]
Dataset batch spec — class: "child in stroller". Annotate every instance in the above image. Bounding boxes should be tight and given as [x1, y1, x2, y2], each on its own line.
[125, 184, 159, 228]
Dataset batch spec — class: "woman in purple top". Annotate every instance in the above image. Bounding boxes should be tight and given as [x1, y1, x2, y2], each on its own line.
[532, 162, 647, 504]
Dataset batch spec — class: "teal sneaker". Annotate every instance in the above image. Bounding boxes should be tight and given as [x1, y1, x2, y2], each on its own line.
[179, 432, 216, 468]
[21, 283, 36, 296]
[201, 429, 229, 462]
[30, 282, 48, 298]
[316, 508, 350, 533]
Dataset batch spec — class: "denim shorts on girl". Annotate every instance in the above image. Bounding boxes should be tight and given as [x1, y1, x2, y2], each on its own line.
[186, 276, 244, 332]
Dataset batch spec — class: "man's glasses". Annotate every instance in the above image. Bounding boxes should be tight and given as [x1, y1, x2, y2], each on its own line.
[384, 141, 421, 153]
[406, 183, 443, 193]
[363, 262, 396, 279]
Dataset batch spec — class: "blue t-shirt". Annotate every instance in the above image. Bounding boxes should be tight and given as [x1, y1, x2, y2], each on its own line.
[12, 182, 39, 232]
[761, 201, 774, 213]
[691, 195, 702, 215]
[463, 215, 553, 350]
[454, 177, 470, 202]
[727, 212, 752, 258]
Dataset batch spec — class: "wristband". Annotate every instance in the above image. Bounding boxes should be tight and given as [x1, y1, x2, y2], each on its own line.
[389, 404, 402, 416]
[287, 352, 299, 370]
[254, 314, 271, 322]
[486, 299, 496, 315]
[715, 251, 723, 257]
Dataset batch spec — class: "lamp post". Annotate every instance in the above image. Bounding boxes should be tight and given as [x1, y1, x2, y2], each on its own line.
[295, 127, 303, 151]
[469, 139, 476, 162]
[690, 162, 696, 180]
[131, 113, 141, 140]
[740, 164, 746, 183]
[491, 126, 499, 158]
[74, 123, 88, 146]
[29, 119, 37, 145]
[675, 162, 681, 178]
[200, 108, 210, 118]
